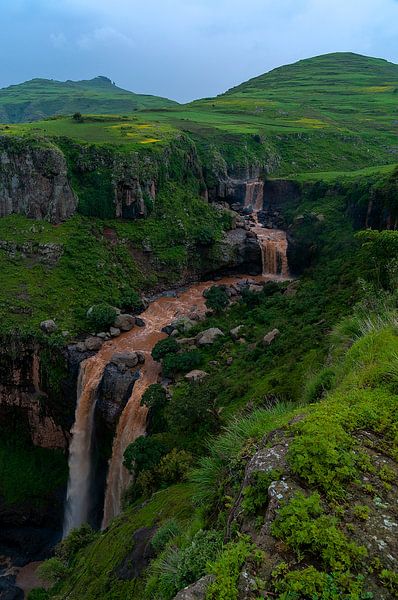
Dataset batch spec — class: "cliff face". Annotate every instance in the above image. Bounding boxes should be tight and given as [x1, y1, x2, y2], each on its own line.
[0, 137, 77, 223]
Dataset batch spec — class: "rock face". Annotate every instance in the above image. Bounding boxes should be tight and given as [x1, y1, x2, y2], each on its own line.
[185, 370, 208, 383]
[0, 137, 77, 223]
[96, 362, 139, 428]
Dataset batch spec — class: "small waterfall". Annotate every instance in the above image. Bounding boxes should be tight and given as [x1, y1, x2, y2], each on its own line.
[244, 179, 264, 211]
[101, 358, 160, 529]
[244, 180, 289, 278]
[63, 359, 104, 537]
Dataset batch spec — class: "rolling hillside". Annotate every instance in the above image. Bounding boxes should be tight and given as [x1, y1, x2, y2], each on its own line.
[0, 76, 177, 123]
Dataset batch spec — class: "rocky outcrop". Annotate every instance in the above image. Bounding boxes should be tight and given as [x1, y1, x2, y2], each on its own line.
[95, 362, 139, 428]
[213, 228, 262, 275]
[0, 137, 77, 223]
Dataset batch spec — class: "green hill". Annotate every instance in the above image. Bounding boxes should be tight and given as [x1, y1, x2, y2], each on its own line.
[0, 76, 178, 123]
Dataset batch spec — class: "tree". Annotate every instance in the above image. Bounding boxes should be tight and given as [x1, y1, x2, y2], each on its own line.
[204, 286, 229, 313]
[72, 112, 83, 122]
[123, 436, 167, 475]
[87, 303, 116, 331]
[152, 337, 179, 361]
[141, 384, 168, 433]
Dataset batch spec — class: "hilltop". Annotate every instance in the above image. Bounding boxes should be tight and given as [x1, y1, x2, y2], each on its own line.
[0, 76, 177, 123]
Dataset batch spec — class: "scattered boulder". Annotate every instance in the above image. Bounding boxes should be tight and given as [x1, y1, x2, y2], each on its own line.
[249, 283, 263, 293]
[161, 325, 174, 336]
[170, 316, 196, 334]
[135, 317, 146, 328]
[177, 337, 196, 347]
[136, 351, 146, 364]
[196, 328, 224, 346]
[97, 332, 108, 340]
[40, 319, 57, 334]
[110, 327, 121, 337]
[84, 336, 103, 351]
[263, 328, 280, 346]
[172, 575, 215, 600]
[230, 325, 244, 340]
[185, 370, 209, 383]
[114, 314, 135, 332]
[111, 352, 140, 369]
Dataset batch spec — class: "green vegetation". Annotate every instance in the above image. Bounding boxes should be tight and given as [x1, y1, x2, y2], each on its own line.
[0, 76, 177, 124]
[87, 303, 117, 331]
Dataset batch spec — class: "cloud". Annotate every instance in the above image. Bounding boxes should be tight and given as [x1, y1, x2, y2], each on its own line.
[77, 27, 135, 50]
[50, 33, 67, 48]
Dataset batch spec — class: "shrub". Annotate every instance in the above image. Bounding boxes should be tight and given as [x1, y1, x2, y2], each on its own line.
[271, 493, 367, 570]
[152, 337, 179, 361]
[175, 530, 223, 590]
[27, 590, 50, 600]
[204, 286, 229, 313]
[141, 384, 168, 433]
[87, 303, 116, 331]
[166, 381, 221, 441]
[157, 449, 193, 485]
[304, 367, 335, 403]
[163, 350, 203, 377]
[56, 523, 96, 564]
[241, 469, 281, 516]
[37, 558, 69, 585]
[206, 538, 252, 600]
[151, 519, 182, 553]
[123, 436, 167, 475]
[119, 288, 143, 312]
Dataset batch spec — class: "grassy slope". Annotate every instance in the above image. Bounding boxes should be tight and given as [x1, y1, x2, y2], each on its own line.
[0, 76, 177, 123]
[43, 269, 398, 599]
[0, 182, 230, 334]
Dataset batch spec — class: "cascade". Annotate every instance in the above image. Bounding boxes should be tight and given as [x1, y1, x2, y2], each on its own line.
[63, 359, 105, 536]
[244, 180, 289, 278]
[63, 255, 290, 533]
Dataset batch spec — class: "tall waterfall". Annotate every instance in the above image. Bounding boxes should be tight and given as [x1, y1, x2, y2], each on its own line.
[63, 359, 103, 537]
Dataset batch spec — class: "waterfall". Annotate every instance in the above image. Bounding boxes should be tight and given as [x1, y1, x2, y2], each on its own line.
[245, 180, 289, 278]
[244, 179, 264, 211]
[101, 360, 159, 529]
[63, 359, 104, 537]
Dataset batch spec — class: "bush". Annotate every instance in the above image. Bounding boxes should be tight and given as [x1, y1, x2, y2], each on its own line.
[152, 337, 179, 361]
[204, 286, 229, 313]
[151, 519, 182, 553]
[87, 303, 116, 331]
[162, 350, 203, 377]
[119, 288, 143, 312]
[141, 384, 168, 433]
[37, 558, 69, 585]
[241, 469, 281, 516]
[27, 590, 50, 600]
[166, 381, 221, 441]
[206, 538, 252, 600]
[304, 367, 335, 403]
[56, 523, 96, 564]
[157, 449, 193, 485]
[175, 530, 223, 590]
[271, 493, 367, 570]
[123, 436, 167, 475]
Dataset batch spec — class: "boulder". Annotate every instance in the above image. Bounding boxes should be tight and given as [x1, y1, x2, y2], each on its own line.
[230, 325, 244, 340]
[196, 328, 224, 346]
[136, 351, 146, 364]
[114, 314, 135, 332]
[170, 316, 196, 334]
[173, 575, 215, 600]
[185, 370, 209, 383]
[135, 317, 146, 328]
[110, 327, 121, 337]
[177, 337, 196, 347]
[40, 319, 57, 334]
[84, 336, 103, 351]
[111, 352, 139, 369]
[249, 284, 263, 293]
[97, 332, 107, 340]
[263, 328, 280, 346]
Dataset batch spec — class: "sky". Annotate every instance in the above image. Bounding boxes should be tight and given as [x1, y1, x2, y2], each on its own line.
[1, 0, 398, 102]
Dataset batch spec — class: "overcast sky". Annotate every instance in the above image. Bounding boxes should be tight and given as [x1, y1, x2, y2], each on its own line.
[1, 0, 398, 102]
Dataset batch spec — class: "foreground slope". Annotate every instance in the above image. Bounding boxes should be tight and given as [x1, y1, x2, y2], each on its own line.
[0, 76, 177, 123]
